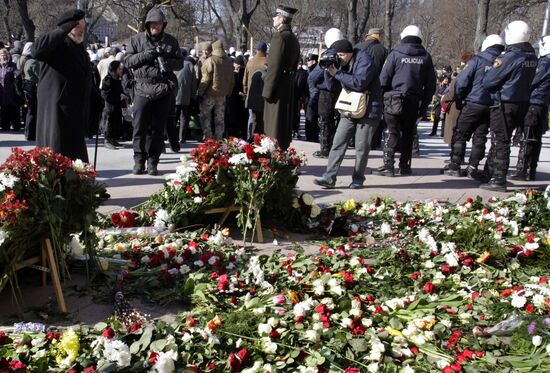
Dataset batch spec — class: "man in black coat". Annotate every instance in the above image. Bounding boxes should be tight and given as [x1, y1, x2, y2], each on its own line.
[123, 6, 183, 175]
[355, 28, 388, 74]
[33, 9, 101, 162]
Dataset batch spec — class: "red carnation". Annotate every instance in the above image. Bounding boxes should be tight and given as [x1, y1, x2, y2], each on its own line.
[344, 368, 360, 373]
[217, 274, 230, 291]
[84, 366, 96, 373]
[410, 271, 421, 281]
[149, 351, 158, 366]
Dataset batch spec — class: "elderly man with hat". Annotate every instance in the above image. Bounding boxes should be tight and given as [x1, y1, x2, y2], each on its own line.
[262, 5, 300, 150]
[123, 6, 183, 175]
[356, 28, 388, 74]
[32, 9, 102, 162]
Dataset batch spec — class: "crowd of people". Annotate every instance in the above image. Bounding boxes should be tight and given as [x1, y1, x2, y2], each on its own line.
[0, 6, 548, 190]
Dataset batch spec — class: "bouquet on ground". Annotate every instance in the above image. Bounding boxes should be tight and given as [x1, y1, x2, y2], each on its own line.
[142, 135, 306, 240]
[0, 147, 109, 294]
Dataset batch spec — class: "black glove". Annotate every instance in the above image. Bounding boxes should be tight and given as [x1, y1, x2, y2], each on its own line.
[143, 49, 158, 62]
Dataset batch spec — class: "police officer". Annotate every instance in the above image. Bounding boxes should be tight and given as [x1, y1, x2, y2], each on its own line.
[262, 5, 300, 150]
[373, 25, 436, 177]
[444, 34, 505, 178]
[481, 20, 537, 191]
[123, 6, 183, 175]
[510, 35, 550, 181]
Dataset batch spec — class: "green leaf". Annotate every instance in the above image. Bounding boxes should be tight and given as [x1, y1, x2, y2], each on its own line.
[348, 338, 369, 352]
[183, 277, 195, 296]
[150, 338, 168, 351]
[389, 317, 403, 330]
[94, 322, 108, 331]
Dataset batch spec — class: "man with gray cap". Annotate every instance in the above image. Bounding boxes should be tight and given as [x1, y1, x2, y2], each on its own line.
[123, 5, 183, 175]
[262, 5, 300, 150]
[33, 9, 102, 162]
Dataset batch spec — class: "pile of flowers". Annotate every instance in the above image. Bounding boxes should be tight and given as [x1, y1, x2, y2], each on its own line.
[2, 188, 550, 372]
[0, 147, 108, 294]
[140, 135, 306, 240]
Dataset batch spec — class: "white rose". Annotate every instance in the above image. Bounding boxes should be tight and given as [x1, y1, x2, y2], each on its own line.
[305, 329, 320, 343]
[546, 343, 550, 355]
[367, 362, 379, 373]
[301, 193, 314, 206]
[292, 198, 300, 209]
[152, 350, 177, 373]
[310, 204, 321, 218]
[258, 323, 272, 336]
[532, 335, 542, 347]
[380, 222, 392, 234]
[511, 295, 527, 308]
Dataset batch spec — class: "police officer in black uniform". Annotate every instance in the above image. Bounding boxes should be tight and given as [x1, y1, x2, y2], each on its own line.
[510, 35, 550, 181]
[444, 34, 505, 178]
[373, 25, 436, 177]
[481, 20, 538, 192]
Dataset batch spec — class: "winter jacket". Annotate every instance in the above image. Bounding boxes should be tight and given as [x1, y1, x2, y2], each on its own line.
[198, 44, 234, 97]
[123, 7, 183, 100]
[0, 61, 18, 106]
[483, 42, 537, 103]
[246, 67, 265, 112]
[101, 61, 124, 106]
[455, 46, 501, 106]
[242, 52, 267, 96]
[380, 39, 436, 111]
[529, 56, 550, 106]
[355, 37, 388, 74]
[175, 57, 197, 106]
[325, 48, 382, 121]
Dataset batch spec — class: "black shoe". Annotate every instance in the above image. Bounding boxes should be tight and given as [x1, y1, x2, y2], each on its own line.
[313, 177, 335, 189]
[147, 164, 159, 176]
[105, 141, 117, 150]
[312, 151, 328, 159]
[349, 181, 364, 189]
[372, 167, 395, 177]
[480, 178, 507, 193]
[428, 132, 436, 136]
[133, 164, 145, 175]
[170, 145, 181, 153]
[399, 168, 412, 176]
[444, 167, 461, 177]
[113, 140, 122, 147]
[509, 172, 528, 181]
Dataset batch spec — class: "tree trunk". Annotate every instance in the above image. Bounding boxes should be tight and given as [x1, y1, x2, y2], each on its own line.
[358, 0, 371, 42]
[384, 0, 393, 49]
[2, 0, 12, 44]
[474, 0, 490, 51]
[14, 0, 35, 42]
[347, 0, 358, 44]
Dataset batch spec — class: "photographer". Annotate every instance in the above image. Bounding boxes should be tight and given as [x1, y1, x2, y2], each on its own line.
[123, 6, 183, 176]
[313, 39, 382, 189]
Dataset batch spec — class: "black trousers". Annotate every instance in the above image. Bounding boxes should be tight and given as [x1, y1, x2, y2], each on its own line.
[132, 94, 172, 166]
[515, 104, 547, 173]
[165, 95, 179, 150]
[0, 105, 20, 130]
[485, 102, 528, 180]
[176, 105, 190, 142]
[384, 97, 419, 169]
[318, 90, 338, 155]
[450, 102, 490, 168]
[24, 91, 37, 141]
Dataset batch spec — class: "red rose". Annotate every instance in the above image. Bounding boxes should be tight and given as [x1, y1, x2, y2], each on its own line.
[111, 213, 121, 227]
[442, 366, 454, 373]
[538, 277, 548, 284]
[423, 281, 435, 294]
[130, 322, 142, 333]
[500, 289, 512, 297]
[525, 303, 535, 313]
[0, 331, 10, 346]
[149, 351, 158, 366]
[102, 328, 115, 339]
[344, 368, 360, 373]
[451, 362, 462, 371]
[229, 352, 240, 372]
[315, 304, 327, 314]
[9, 361, 26, 370]
[410, 346, 419, 354]
[217, 274, 229, 291]
[237, 348, 250, 366]
[410, 271, 421, 281]
[84, 366, 96, 373]
[441, 263, 451, 275]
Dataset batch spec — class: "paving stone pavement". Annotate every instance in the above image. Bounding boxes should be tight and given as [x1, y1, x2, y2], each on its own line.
[1, 120, 549, 323]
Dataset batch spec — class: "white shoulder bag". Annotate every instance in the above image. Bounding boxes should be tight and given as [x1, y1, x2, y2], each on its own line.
[335, 89, 369, 119]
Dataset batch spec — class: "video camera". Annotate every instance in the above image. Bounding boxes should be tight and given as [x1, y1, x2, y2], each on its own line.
[319, 51, 340, 69]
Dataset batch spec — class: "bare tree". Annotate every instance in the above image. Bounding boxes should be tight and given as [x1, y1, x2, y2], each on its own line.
[384, 0, 393, 48]
[474, 0, 490, 51]
[347, 0, 371, 44]
[14, 0, 36, 41]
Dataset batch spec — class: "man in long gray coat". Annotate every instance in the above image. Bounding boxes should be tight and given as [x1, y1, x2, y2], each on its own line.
[262, 5, 300, 150]
[33, 9, 101, 162]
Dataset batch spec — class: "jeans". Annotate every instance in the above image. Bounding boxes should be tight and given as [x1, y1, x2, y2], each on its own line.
[247, 109, 264, 140]
[322, 116, 380, 184]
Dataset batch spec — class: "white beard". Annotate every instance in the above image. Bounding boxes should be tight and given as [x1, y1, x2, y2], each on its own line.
[69, 33, 85, 44]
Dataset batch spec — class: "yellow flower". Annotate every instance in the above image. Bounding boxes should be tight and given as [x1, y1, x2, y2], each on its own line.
[56, 328, 80, 367]
[116, 244, 124, 251]
[476, 251, 491, 264]
[207, 315, 222, 332]
[386, 327, 403, 336]
[543, 235, 550, 247]
[287, 290, 300, 304]
[343, 199, 356, 212]
[221, 228, 231, 237]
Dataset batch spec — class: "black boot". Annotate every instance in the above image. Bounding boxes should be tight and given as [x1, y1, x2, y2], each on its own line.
[465, 165, 484, 180]
[510, 140, 527, 181]
[133, 163, 145, 175]
[147, 159, 159, 176]
[373, 150, 395, 177]
[443, 162, 462, 177]
[480, 176, 507, 193]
